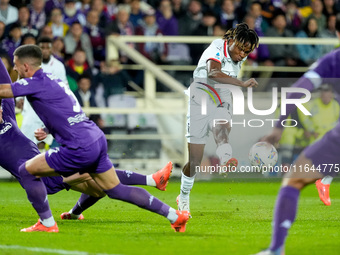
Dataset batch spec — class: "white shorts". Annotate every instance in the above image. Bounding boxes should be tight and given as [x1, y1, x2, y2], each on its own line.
[186, 84, 233, 144]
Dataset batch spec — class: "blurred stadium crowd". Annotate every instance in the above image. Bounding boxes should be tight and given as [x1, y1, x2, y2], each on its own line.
[1, 0, 339, 92]
[1, 0, 340, 156]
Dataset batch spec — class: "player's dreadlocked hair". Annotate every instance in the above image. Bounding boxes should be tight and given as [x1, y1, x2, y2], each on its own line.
[223, 23, 259, 52]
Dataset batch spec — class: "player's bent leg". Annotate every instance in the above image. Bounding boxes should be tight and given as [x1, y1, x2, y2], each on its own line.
[61, 179, 106, 220]
[91, 168, 190, 232]
[62, 162, 174, 220]
[263, 153, 323, 254]
[212, 122, 238, 174]
[178, 144, 205, 213]
[90, 167, 120, 190]
[25, 153, 59, 177]
[178, 162, 195, 212]
[62, 173, 93, 186]
[115, 161, 173, 191]
[213, 122, 233, 162]
[187, 143, 206, 177]
[68, 179, 106, 197]
[19, 154, 59, 232]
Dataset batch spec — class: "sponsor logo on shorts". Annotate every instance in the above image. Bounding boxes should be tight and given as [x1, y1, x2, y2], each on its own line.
[47, 147, 60, 157]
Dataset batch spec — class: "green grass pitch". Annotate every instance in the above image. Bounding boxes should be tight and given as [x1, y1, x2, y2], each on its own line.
[0, 179, 339, 255]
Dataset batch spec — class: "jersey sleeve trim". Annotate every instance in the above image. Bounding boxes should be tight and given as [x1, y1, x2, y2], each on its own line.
[207, 58, 221, 64]
[224, 41, 228, 58]
[303, 70, 322, 89]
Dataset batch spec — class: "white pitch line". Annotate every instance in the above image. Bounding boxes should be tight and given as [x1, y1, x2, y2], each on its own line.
[0, 245, 122, 255]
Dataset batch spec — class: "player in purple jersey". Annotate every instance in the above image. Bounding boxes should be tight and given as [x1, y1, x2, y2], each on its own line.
[0, 44, 190, 233]
[59, 159, 172, 220]
[0, 59, 173, 223]
[253, 16, 340, 255]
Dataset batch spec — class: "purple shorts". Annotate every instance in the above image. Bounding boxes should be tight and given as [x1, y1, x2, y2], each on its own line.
[304, 125, 340, 177]
[41, 176, 71, 194]
[45, 134, 113, 177]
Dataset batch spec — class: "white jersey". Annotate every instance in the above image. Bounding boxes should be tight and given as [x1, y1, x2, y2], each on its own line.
[21, 56, 68, 144]
[186, 39, 247, 144]
[41, 55, 68, 83]
[191, 39, 246, 100]
[194, 39, 245, 78]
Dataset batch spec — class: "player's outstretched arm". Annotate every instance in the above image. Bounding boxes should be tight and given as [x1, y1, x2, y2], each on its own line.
[0, 84, 14, 98]
[207, 59, 258, 88]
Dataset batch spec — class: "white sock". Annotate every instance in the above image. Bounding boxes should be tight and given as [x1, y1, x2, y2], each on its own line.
[40, 216, 55, 227]
[69, 209, 81, 219]
[216, 143, 232, 165]
[321, 175, 333, 185]
[146, 175, 156, 186]
[167, 207, 178, 223]
[180, 172, 195, 199]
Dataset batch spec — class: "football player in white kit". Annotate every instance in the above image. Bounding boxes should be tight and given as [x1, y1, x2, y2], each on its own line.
[177, 23, 259, 212]
[20, 37, 68, 151]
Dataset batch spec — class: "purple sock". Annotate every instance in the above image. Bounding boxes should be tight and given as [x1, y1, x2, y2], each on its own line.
[104, 183, 170, 217]
[116, 170, 147, 185]
[72, 193, 102, 215]
[71, 171, 147, 215]
[269, 186, 300, 251]
[18, 163, 53, 221]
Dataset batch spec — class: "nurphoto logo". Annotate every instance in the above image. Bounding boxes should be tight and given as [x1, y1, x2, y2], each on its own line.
[199, 82, 312, 128]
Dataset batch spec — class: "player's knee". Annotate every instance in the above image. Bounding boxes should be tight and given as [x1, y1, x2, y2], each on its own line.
[24, 162, 40, 176]
[18, 163, 30, 177]
[18, 163, 39, 180]
[92, 190, 106, 198]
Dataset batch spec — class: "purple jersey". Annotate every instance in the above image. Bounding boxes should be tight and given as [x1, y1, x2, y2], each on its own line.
[311, 49, 340, 79]
[277, 48, 340, 127]
[276, 49, 340, 176]
[0, 98, 69, 193]
[11, 69, 102, 149]
[0, 98, 39, 180]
